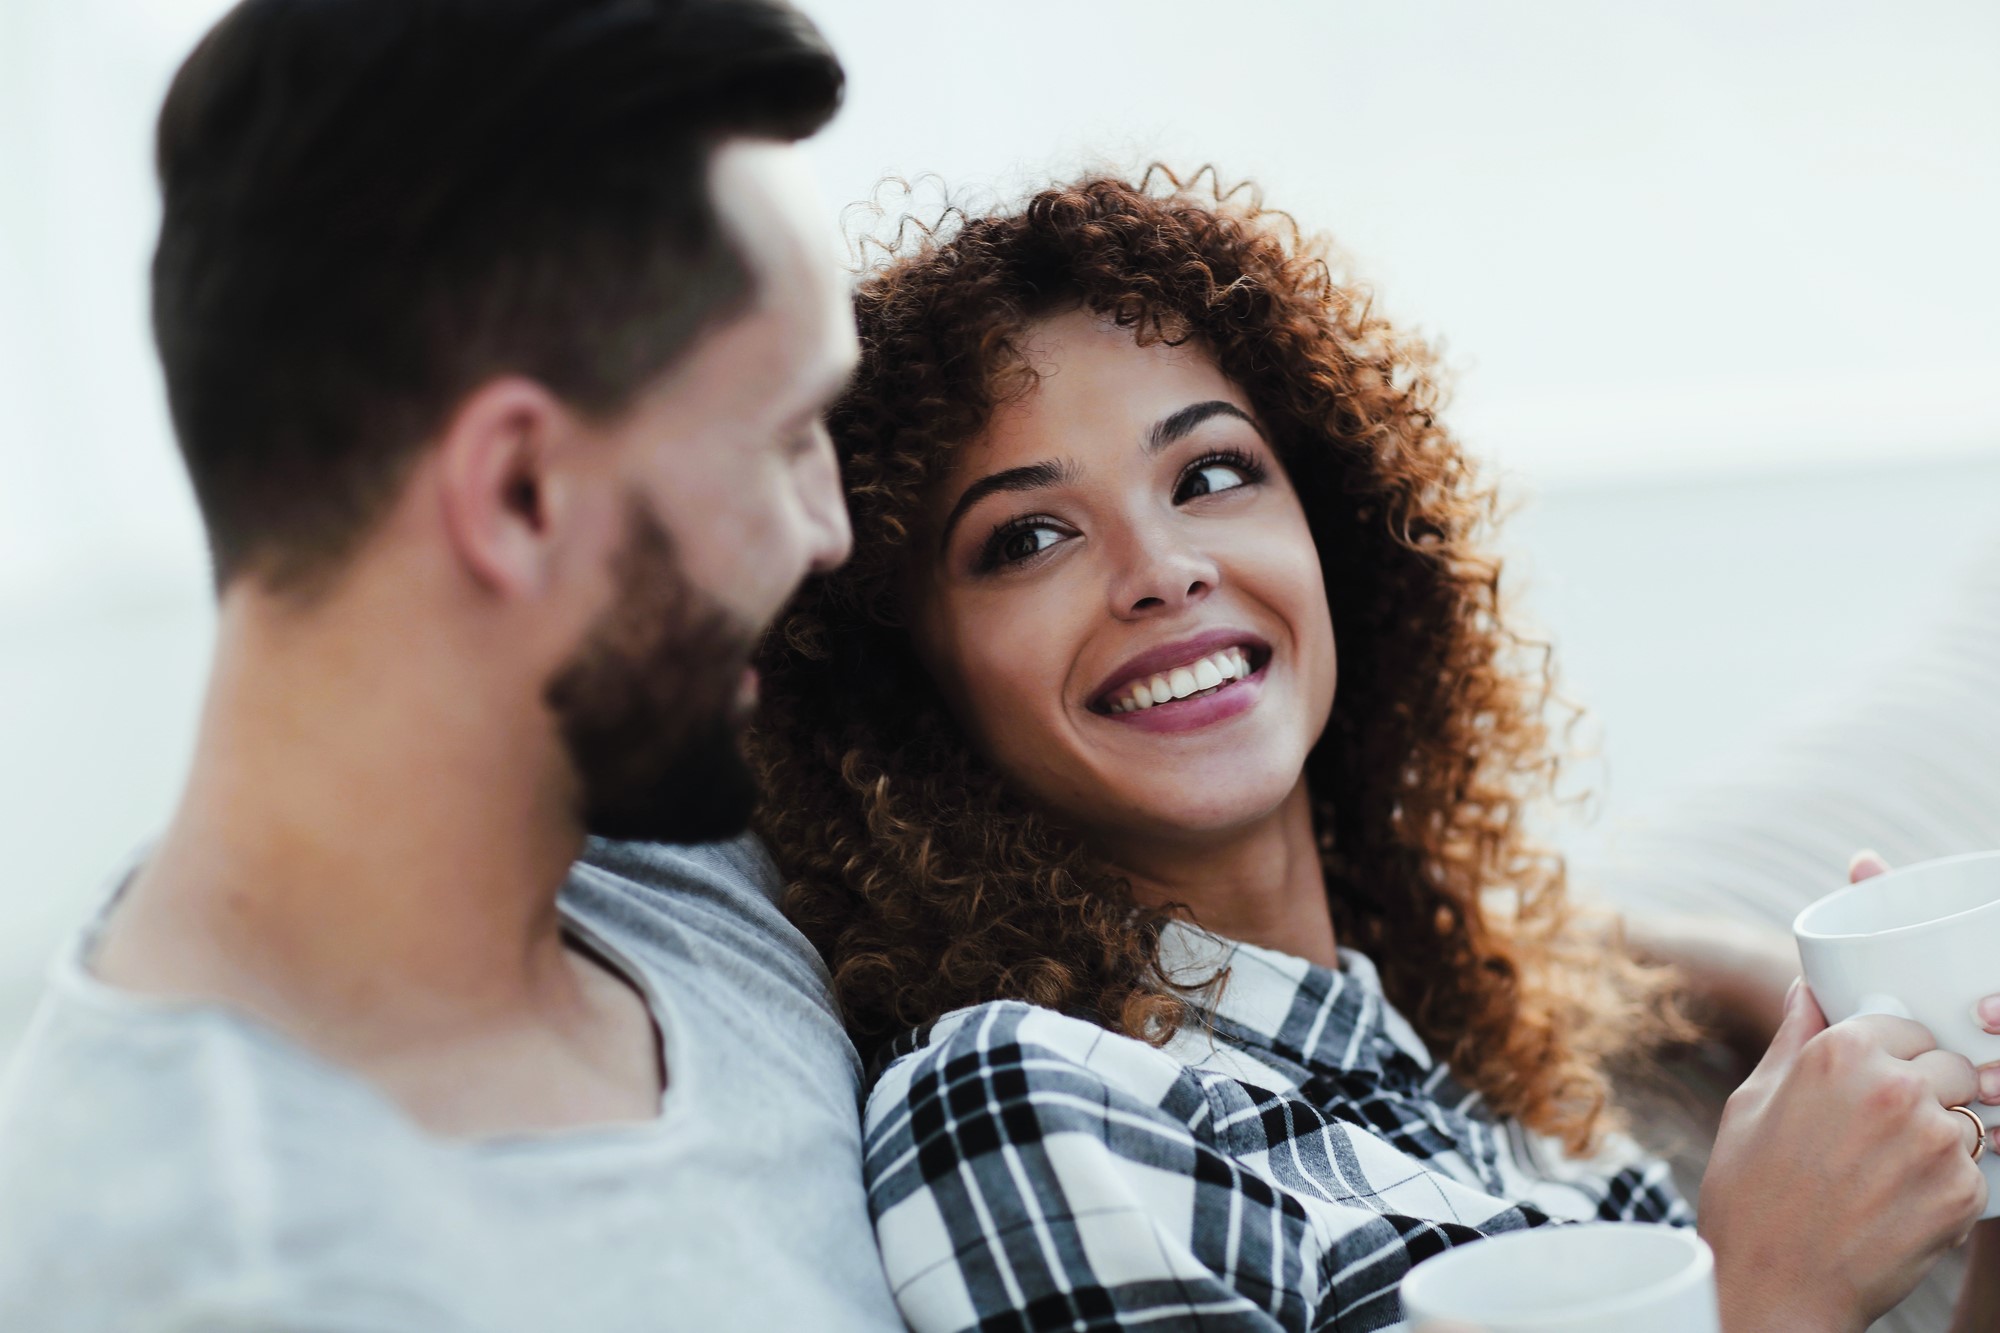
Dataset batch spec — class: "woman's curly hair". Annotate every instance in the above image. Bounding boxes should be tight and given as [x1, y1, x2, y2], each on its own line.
[751, 167, 1687, 1153]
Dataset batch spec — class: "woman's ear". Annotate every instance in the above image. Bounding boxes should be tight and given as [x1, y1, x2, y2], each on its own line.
[433, 377, 572, 598]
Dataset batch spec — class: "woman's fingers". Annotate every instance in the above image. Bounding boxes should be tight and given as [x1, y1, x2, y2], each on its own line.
[1836, 1012, 1941, 1062]
[1848, 848, 1892, 882]
[1911, 1047, 1980, 1111]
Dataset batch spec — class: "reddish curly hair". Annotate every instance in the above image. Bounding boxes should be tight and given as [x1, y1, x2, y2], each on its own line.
[751, 168, 1686, 1153]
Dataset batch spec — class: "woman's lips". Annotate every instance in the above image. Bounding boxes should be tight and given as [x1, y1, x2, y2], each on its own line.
[1090, 641, 1273, 713]
[1087, 629, 1273, 711]
[1101, 645, 1253, 713]
[1095, 657, 1269, 734]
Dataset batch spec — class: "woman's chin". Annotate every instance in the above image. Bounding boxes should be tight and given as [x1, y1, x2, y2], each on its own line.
[1095, 781, 1306, 845]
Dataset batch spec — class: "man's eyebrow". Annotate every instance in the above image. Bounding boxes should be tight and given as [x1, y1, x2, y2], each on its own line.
[1146, 400, 1262, 453]
[937, 459, 1079, 552]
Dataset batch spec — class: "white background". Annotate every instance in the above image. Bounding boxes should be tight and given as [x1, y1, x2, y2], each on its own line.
[3, 0, 1998, 1053]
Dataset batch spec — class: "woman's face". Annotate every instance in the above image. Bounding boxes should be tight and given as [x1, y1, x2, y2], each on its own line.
[909, 309, 1337, 849]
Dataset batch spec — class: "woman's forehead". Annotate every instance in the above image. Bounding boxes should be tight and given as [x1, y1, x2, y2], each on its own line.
[974, 314, 1247, 461]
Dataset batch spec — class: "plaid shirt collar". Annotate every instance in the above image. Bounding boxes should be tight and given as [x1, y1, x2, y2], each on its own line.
[1158, 920, 1437, 1079]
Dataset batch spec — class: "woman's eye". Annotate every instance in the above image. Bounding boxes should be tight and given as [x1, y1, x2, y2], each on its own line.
[1177, 461, 1252, 502]
[988, 522, 1067, 568]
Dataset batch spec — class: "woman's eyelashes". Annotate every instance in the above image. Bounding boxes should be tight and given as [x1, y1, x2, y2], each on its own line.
[969, 449, 1269, 574]
[974, 515, 1072, 573]
[1173, 449, 1265, 503]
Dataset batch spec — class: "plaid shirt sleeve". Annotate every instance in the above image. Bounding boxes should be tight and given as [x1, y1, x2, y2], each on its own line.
[863, 1001, 1683, 1333]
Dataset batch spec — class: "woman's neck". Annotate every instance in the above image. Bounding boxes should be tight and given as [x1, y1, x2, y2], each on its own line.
[1099, 779, 1340, 971]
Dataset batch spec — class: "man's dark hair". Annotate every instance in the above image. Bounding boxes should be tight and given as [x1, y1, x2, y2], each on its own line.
[152, 0, 843, 591]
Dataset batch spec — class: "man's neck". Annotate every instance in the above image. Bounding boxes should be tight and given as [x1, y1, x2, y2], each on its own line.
[89, 590, 656, 1135]
[1100, 779, 1340, 971]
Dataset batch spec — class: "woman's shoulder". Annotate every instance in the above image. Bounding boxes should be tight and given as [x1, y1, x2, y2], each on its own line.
[866, 999, 1195, 1123]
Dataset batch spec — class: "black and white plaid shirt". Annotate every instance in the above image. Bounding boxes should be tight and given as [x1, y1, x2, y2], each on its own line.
[863, 923, 1690, 1332]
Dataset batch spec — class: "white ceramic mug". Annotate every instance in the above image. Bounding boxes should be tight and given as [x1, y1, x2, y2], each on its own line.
[1793, 848, 2000, 1218]
[1399, 1222, 1719, 1332]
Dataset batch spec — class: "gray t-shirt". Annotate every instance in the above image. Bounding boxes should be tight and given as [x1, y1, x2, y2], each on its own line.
[0, 836, 905, 1332]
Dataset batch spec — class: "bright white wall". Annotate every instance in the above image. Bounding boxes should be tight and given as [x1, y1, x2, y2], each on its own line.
[802, 0, 2000, 481]
[2, 0, 1998, 1054]
[6, 0, 1999, 602]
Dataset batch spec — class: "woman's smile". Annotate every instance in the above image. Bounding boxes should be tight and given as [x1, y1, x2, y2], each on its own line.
[1086, 630, 1273, 733]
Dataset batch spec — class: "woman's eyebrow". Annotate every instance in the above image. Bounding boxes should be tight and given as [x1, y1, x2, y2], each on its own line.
[937, 458, 1079, 552]
[1146, 400, 1262, 453]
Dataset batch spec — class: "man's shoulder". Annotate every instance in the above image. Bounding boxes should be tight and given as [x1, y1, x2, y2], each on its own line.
[570, 832, 837, 1009]
[579, 831, 788, 908]
[570, 833, 862, 1095]
[0, 991, 445, 1326]
[0, 973, 390, 1153]
[571, 832, 792, 943]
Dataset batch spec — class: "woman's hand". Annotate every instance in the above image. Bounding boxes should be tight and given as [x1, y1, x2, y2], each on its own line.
[1846, 850, 2000, 1333]
[1699, 974, 1987, 1332]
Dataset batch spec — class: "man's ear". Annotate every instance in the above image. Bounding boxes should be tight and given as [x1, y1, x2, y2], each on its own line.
[434, 377, 572, 598]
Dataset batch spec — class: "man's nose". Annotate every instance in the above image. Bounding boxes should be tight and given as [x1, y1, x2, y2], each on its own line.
[810, 492, 853, 574]
[802, 433, 852, 574]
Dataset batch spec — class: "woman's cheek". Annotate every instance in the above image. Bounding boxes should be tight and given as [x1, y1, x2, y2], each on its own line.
[950, 603, 1066, 758]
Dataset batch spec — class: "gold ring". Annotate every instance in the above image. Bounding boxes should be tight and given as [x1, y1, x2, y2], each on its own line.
[1947, 1105, 1988, 1163]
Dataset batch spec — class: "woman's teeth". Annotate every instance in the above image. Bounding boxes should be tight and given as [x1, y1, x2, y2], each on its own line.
[1109, 647, 1254, 713]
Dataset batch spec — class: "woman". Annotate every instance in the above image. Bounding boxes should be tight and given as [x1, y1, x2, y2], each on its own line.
[751, 171, 1988, 1331]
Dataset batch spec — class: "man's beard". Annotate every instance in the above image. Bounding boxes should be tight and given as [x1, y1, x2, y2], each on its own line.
[544, 502, 762, 844]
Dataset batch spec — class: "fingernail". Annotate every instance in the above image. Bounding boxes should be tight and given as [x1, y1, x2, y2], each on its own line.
[1979, 1065, 2000, 1105]
[1847, 849, 1890, 882]
[1977, 996, 2000, 1031]
[1785, 976, 1803, 1012]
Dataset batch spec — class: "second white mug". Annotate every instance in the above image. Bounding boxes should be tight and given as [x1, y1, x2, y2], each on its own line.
[1398, 1222, 1718, 1333]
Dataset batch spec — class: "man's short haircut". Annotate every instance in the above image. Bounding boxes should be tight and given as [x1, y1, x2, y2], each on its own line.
[152, 0, 843, 591]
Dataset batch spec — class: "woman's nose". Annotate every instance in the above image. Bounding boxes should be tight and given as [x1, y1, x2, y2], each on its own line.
[1109, 530, 1219, 618]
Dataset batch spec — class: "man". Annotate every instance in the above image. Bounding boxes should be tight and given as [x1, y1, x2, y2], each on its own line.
[0, 1, 902, 1328]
